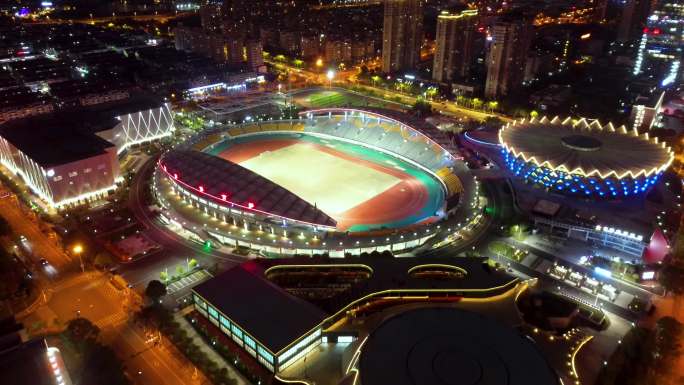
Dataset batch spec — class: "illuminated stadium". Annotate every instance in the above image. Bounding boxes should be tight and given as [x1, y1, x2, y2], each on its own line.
[154, 108, 482, 255]
[499, 116, 674, 198]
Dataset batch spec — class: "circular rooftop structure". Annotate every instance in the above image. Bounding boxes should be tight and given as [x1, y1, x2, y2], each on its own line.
[498, 116, 674, 198]
[358, 307, 559, 385]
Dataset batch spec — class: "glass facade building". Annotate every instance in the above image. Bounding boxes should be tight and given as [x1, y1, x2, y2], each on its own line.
[192, 293, 322, 373]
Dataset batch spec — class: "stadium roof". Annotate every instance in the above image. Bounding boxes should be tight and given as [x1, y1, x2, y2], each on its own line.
[499, 116, 674, 179]
[160, 150, 337, 228]
[301, 107, 456, 156]
[192, 262, 328, 354]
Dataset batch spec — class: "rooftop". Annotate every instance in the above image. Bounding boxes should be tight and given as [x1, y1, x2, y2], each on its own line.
[499, 116, 674, 179]
[0, 95, 164, 167]
[192, 262, 328, 354]
[192, 257, 517, 354]
[0, 339, 54, 385]
[0, 114, 115, 167]
[359, 307, 559, 385]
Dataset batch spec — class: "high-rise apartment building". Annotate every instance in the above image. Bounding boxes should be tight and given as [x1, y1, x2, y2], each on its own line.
[617, 0, 657, 42]
[432, 8, 479, 83]
[484, 14, 534, 99]
[633, 1, 684, 87]
[382, 0, 423, 73]
[246, 40, 265, 72]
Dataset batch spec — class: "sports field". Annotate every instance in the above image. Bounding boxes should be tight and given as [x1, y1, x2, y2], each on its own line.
[291, 89, 404, 110]
[210, 133, 445, 232]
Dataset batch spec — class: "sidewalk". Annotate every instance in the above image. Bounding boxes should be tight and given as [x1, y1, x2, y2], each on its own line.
[174, 313, 252, 385]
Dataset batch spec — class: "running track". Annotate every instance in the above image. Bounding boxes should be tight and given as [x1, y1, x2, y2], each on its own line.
[217, 138, 439, 231]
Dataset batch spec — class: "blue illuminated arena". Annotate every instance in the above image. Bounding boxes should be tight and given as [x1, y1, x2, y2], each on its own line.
[498, 117, 673, 199]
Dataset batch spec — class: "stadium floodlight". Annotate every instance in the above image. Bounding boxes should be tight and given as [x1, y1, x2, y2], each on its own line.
[326, 70, 335, 87]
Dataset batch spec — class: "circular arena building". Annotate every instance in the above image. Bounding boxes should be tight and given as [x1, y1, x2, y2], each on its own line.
[153, 108, 482, 256]
[356, 307, 559, 385]
[499, 116, 674, 198]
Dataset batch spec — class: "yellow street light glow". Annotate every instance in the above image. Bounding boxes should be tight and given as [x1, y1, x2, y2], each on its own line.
[315, 58, 323, 67]
[72, 244, 83, 254]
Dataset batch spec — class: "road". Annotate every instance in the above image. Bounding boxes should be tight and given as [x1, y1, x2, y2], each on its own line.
[0, 187, 72, 269]
[106, 321, 209, 385]
[20, 271, 209, 385]
[269, 59, 510, 122]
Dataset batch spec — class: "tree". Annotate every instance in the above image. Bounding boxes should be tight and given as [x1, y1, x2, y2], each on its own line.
[145, 280, 167, 304]
[0, 216, 11, 237]
[659, 264, 684, 294]
[93, 251, 114, 267]
[654, 316, 682, 371]
[66, 318, 100, 346]
[472, 98, 483, 110]
[411, 99, 432, 116]
[483, 116, 504, 130]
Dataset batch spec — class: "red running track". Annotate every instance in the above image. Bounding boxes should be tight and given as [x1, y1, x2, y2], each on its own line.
[218, 139, 431, 231]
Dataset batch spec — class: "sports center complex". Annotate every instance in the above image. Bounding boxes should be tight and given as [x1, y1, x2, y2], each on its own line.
[153, 108, 484, 255]
[190, 257, 563, 385]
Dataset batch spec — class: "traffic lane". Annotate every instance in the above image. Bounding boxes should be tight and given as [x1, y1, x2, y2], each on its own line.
[108, 323, 198, 385]
[0, 192, 71, 268]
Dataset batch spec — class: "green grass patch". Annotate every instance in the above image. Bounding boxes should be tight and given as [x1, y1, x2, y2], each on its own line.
[488, 241, 528, 262]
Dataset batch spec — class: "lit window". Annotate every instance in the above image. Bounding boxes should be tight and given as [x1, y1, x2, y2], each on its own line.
[68, 171, 78, 177]
[244, 334, 256, 350]
[84, 168, 92, 173]
[257, 346, 274, 363]
[207, 306, 218, 319]
[231, 324, 243, 339]
[53, 176, 63, 182]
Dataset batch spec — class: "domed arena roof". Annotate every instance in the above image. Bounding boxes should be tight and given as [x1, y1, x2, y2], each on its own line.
[358, 307, 559, 385]
[498, 116, 673, 179]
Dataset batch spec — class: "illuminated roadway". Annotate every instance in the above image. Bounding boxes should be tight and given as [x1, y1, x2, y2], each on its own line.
[0, 187, 72, 269]
[268, 59, 512, 122]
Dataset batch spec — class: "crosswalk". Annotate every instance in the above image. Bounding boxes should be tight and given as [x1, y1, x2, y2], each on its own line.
[166, 269, 211, 295]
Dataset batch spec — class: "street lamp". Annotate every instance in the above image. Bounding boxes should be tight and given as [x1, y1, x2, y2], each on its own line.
[72, 244, 84, 273]
[326, 70, 335, 88]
